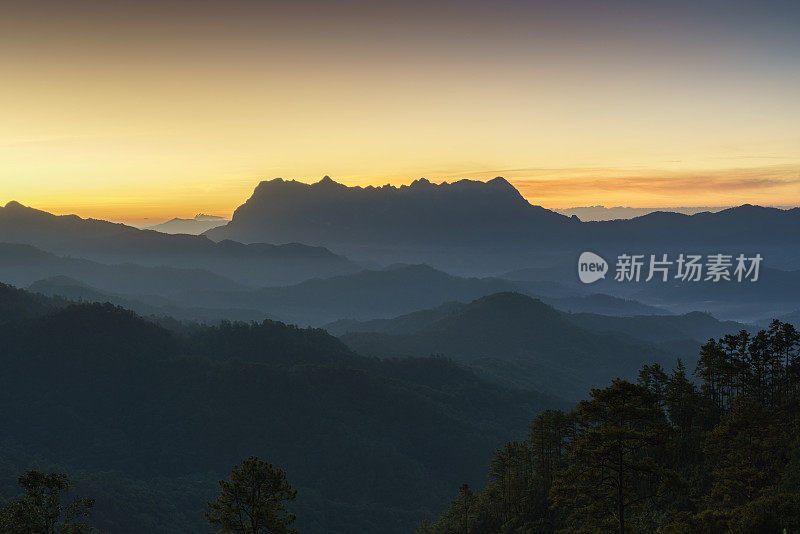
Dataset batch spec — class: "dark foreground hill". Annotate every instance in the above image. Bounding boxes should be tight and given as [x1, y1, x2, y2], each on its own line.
[422, 319, 800, 533]
[0, 286, 561, 534]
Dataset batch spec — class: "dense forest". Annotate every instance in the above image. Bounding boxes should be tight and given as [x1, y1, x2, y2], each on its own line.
[0, 284, 559, 533]
[419, 320, 800, 533]
[3, 279, 800, 532]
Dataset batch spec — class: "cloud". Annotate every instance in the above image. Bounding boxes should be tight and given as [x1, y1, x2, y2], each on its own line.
[491, 165, 800, 208]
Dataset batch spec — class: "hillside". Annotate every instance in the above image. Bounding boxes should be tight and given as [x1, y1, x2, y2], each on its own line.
[0, 202, 360, 286]
[0, 243, 242, 295]
[170, 264, 521, 325]
[0, 288, 562, 534]
[338, 292, 679, 399]
[567, 310, 751, 344]
[327, 297, 744, 385]
[0, 282, 66, 322]
[27, 276, 268, 323]
[542, 293, 668, 315]
[168, 264, 663, 326]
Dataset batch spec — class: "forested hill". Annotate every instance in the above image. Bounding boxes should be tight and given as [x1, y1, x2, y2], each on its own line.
[0, 282, 67, 321]
[421, 320, 800, 533]
[0, 287, 562, 533]
[338, 292, 685, 399]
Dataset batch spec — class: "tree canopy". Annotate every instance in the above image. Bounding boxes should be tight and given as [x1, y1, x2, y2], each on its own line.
[420, 320, 800, 533]
[0, 470, 97, 534]
[206, 456, 298, 534]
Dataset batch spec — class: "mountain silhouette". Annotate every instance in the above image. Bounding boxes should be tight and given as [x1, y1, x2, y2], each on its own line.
[203, 177, 800, 273]
[543, 293, 668, 315]
[205, 176, 568, 246]
[326, 295, 747, 353]
[0, 201, 360, 286]
[0, 281, 66, 322]
[171, 264, 521, 325]
[146, 215, 229, 234]
[338, 292, 678, 399]
[203, 176, 574, 271]
[167, 264, 661, 326]
[27, 275, 268, 323]
[0, 243, 242, 295]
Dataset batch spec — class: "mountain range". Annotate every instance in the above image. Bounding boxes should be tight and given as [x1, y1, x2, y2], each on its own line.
[0, 176, 791, 533]
[204, 177, 800, 273]
[0, 201, 360, 286]
[4, 178, 797, 323]
[145, 213, 229, 234]
[0, 243, 241, 295]
[27, 275, 268, 323]
[163, 264, 666, 326]
[0, 240, 667, 325]
[502, 260, 800, 323]
[335, 292, 705, 399]
[553, 205, 734, 221]
[205, 176, 568, 247]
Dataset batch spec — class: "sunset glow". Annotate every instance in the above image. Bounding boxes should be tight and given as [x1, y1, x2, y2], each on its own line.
[2, 0, 799, 223]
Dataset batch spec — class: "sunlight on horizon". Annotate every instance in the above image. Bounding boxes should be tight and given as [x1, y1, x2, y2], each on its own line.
[1, 0, 798, 222]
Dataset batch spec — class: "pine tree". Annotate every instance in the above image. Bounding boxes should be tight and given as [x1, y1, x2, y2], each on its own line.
[0, 471, 96, 534]
[551, 380, 671, 534]
[703, 400, 790, 514]
[206, 456, 297, 534]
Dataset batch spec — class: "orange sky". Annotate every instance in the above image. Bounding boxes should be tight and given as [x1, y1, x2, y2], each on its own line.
[1, 0, 798, 223]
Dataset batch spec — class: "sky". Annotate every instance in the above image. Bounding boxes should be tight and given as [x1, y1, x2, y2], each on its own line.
[1, 0, 799, 223]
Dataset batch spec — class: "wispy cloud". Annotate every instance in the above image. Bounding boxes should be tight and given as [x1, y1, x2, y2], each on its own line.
[481, 165, 800, 208]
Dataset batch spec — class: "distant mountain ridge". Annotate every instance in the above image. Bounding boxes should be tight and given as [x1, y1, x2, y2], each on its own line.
[0, 243, 241, 295]
[326, 295, 745, 345]
[0, 201, 360, 286]
[554, 205, 736, 221]
[27, 275, 268, 323]
[337, 292, 681, 399]
[203, 177, 800, 273]
[172, 264, 521, 325]
[146, 213, 229, 234]
[204, 176, 572, 247]
[169, 264, 664, 326]
[333, 292, 755, 400]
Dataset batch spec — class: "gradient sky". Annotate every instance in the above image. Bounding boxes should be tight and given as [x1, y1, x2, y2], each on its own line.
[1, 0, 799, 223]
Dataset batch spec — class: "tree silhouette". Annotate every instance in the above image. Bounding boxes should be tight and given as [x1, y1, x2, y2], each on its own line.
[550, 380, 670, 534]
[0, 470, 96, 534]
[421, 321, 800, 533]
[206, 456, 297, 534]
